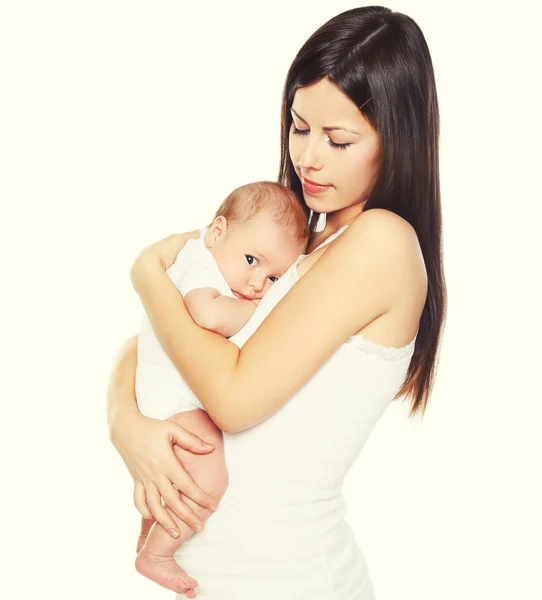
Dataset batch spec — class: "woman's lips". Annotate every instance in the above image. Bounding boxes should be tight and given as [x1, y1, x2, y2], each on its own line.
[302, 177, 333, 194]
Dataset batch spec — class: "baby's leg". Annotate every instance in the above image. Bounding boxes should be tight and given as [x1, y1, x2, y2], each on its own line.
[135, 408, 228, 597]
[136, 516, 155, 554]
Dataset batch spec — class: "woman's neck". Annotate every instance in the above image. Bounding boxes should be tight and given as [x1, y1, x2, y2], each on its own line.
[307, 204, 363, 253]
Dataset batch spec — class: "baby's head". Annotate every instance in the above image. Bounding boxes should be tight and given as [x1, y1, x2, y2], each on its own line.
[205, 181, 309, 300]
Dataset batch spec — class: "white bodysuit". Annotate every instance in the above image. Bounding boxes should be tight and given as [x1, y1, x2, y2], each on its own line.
[173, 225, 419, 599]
[136, 227, 235, 417]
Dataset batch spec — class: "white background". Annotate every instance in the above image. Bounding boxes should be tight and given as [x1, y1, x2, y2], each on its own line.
[1, 1, 541, 598]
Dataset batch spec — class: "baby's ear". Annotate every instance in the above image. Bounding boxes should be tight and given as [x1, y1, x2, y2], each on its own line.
[207, 215, 228, 247]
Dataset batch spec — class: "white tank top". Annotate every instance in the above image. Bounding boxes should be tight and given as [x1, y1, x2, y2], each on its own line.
[174, 225, 418, 600]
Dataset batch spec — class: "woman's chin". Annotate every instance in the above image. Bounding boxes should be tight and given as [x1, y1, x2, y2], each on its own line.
[303, 195, 328, 213]
[301, 188, 339, 213]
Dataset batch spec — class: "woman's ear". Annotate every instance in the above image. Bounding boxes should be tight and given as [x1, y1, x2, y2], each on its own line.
[206, 216, 228, 248]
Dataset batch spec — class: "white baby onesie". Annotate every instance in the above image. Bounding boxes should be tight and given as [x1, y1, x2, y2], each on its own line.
[135, 227, 235, 418]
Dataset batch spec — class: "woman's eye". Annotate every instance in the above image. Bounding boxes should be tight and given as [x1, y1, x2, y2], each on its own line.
[268, 276, 278, 283]
[291, 124, 309, 135]
[292, 123, 351, 150]
[328, 139, 352, 150]
[246, 255, 257, 266]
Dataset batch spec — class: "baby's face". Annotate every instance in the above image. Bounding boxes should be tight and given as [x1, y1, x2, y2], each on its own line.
[208, 212, 306, 300]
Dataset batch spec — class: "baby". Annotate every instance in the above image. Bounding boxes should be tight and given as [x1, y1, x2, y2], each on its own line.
[134, 181, 309, 596]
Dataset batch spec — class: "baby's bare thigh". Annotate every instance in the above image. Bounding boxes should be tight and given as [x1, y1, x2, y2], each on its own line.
[167, 409, 228, 499]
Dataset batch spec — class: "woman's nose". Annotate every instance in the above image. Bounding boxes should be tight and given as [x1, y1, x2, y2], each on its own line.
[297, 136, 324, 171]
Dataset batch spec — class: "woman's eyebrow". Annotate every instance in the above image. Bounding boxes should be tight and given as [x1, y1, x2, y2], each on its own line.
[290, 108, 361, 136]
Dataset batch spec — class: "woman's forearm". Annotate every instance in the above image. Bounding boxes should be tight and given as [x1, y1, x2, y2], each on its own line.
[107, 334, 140, 443]
[131, 214, 400, 434]
[131, 254, 240, 431]
[109, 230, 199, 437]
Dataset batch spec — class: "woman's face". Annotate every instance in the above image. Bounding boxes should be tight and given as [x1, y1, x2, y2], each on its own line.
[288, 77, 380, 225]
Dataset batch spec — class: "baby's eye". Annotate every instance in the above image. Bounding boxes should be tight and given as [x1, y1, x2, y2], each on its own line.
[268, 276, 278, 283]
[246, 255, 257, 266]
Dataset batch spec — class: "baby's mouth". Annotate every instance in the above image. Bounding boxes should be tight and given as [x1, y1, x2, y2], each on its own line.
[234, 291, 254, 300]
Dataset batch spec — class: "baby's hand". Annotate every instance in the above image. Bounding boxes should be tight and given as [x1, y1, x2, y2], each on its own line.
[242, 297, 261, 313]
[233, 297, 260, 327]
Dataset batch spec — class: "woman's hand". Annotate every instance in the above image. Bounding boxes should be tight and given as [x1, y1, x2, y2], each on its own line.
[107, 333, 217, 538]
[134, 229, 200, 273]
[111, 410, 218, 536]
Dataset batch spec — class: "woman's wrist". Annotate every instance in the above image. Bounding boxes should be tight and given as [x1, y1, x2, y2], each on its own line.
[131, 249, 164, 293]
[108, 396, 140, 445]
[131, 232, 194, 285]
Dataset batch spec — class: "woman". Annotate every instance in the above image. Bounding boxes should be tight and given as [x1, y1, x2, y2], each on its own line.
[108, 6, 446, 599]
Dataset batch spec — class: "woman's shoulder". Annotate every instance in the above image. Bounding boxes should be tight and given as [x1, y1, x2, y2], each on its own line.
[328, 207, 426, 323]
[346, 208, 419, 250]
[344, 209, 425, 278]
[343, 209, 427, 341]
[354, 207, 425, 278]
[303, 209, 424, 283]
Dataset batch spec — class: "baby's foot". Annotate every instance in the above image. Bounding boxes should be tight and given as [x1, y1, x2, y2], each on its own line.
[135, 548, 199, 595]
[136, 518, 155, 554]
[184, 587, 198, 599]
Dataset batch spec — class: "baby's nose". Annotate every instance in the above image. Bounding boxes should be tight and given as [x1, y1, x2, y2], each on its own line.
[250, 275, 267, 292]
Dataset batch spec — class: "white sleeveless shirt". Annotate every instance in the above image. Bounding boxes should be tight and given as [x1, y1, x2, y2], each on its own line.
[174, 226, 418, 600]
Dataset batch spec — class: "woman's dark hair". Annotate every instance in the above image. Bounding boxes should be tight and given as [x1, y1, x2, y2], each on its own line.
[278, 6, 447, 417]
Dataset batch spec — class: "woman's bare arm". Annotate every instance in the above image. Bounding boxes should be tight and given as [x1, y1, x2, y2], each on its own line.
[131, 209, 423, 434]
[106, 336, 141, 434]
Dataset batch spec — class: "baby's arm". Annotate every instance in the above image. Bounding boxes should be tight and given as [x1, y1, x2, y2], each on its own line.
[184, 288, 258, 337]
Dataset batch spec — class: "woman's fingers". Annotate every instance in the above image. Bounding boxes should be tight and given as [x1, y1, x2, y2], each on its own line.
[158, 477, 205, 532]
[170, 442, 218, 511]
[168, 425, 218, 510]
[121, 416, 217, 533]
[145, 483, 182, 538]
[169, 423, 216, 455]
[134, 480, 153, 519]
[163, 503, 203, 540]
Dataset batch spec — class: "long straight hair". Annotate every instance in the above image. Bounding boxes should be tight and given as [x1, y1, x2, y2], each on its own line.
[278, 6, 447, 417]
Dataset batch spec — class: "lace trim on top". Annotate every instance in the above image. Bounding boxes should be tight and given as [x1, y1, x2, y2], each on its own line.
[344, 333, 417, 362]
[288, 223, 417, 362]
[297, 225, 349, 263]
